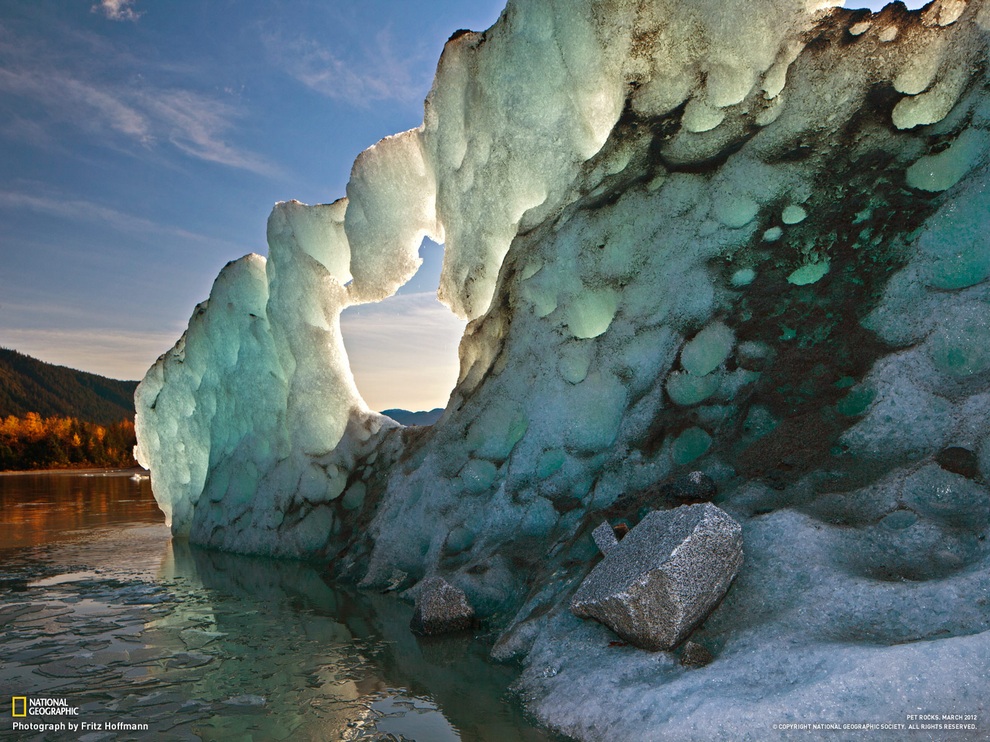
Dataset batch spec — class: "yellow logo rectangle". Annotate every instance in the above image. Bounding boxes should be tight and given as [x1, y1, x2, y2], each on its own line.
[12, 697, 27, 717]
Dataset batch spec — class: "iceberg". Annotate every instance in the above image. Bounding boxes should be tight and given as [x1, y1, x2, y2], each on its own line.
[137, 0, 990, 736]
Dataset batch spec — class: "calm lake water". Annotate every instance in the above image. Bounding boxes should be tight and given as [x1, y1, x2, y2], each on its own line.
[0, 470, 561, 741]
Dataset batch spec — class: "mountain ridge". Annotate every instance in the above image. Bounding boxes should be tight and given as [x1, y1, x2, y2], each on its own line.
[0, 347, 138, 424]
[0, 347, 445, 428]
[381, 408, 444, 426]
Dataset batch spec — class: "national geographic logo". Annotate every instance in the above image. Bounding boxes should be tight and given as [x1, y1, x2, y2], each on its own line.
[9, 696, 80, 717]
[9, 696, 150, 735]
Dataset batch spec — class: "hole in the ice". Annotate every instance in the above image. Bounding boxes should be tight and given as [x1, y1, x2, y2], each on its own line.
[340, 238, 466, 424]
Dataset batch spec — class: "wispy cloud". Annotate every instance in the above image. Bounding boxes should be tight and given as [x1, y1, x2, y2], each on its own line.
[0, 67, 150, 140]
[91, 0, 142, 23]
[0, 115, 61, 151]
[340, 292, 466, 411]
[0, 189, 244, 249]
[264, 28, 432, 108]
[0, 32, 278, 177]
[139, 89, 281, 176]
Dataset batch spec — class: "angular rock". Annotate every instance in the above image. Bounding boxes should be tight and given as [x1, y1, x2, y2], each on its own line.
[570, 503, 743, 650]
[592, 521, 619, 555]
[679, 640, 714, 668]
[667, 471, 717, 502]
[410, 577, 475, 636]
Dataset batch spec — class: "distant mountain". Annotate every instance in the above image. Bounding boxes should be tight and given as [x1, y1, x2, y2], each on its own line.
[381, 408, 444, 426]
[0, 348, 138, 424]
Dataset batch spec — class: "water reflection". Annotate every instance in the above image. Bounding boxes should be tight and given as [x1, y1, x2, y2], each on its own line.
[0, 469, 161, 549]
[158, 541, 388, 740]
[0, 474, 560, 741]
[161, 543, 555, 740]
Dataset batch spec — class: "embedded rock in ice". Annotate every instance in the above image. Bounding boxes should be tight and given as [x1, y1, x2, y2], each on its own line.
[591, 521, 619, 555]
[571, 504, 744, 650]
[663, 471, 718, 503]
[936, 445, 980, 479]
[410, 577, 475, 636]
[679, 640, 715, 668]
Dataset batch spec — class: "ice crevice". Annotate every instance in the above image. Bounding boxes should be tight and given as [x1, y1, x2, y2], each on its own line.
[137, 0, 990, 738]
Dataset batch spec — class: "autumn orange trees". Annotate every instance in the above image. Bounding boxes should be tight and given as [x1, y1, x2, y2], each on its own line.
[0, 413, 137, 471]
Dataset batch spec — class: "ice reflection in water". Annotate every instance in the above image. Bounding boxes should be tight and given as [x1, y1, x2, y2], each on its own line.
[0, 475, 559, 741]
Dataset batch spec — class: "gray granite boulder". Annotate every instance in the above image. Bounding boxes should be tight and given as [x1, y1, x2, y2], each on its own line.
[410, 577, 475, 636]
[570, 503, 743, 650]
[592, 521, 619, 555]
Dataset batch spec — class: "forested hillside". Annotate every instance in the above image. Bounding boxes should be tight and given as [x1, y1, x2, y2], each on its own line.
[0, 349, 139, 470]
[0, 414, 136, 471]
[0, 348, 138, 424]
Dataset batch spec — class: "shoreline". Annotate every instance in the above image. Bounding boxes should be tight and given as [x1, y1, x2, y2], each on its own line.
[0, 466, 148, 477]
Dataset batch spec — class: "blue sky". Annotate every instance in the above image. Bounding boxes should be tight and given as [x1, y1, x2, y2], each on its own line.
[0, 0, 917, 411]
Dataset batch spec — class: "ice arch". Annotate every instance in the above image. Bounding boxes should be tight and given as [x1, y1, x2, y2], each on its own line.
[136, 0, 944, 554]
[135, 0, 990, 737]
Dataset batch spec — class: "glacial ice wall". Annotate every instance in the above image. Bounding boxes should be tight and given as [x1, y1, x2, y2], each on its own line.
[137, 0, 844, 552]
[137, 0, 990, 737]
